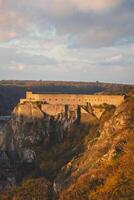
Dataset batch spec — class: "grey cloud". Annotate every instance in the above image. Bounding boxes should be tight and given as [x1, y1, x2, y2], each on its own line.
[0, 40, 133, 83]
[0, 47, 58, 67]
[0, 1, 132, 43]
[1, 0, 134, 47]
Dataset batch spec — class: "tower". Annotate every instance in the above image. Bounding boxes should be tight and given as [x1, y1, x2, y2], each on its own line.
[26, 92, 33, 99]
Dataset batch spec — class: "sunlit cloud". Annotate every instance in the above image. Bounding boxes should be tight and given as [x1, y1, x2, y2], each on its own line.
[39, 0, 122, 15]
[10, 63, 26, 71]
[72, 0, 122, 12]
[0, 31, 17, 41]
[0, 10, 29, 41]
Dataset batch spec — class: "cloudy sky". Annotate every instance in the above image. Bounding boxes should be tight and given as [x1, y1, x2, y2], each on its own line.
[0, 0, 134, 83]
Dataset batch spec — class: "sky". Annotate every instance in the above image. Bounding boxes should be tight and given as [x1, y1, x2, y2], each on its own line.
[0, 0, 134, 83]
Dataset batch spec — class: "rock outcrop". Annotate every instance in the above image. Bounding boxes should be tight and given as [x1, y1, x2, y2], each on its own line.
[0, 102, 81, 163]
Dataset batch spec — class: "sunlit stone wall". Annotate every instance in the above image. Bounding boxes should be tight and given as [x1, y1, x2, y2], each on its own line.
[23, 92, 124, 106]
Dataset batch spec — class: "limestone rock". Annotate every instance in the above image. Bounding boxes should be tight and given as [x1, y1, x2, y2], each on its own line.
[0, 102, 79, 163]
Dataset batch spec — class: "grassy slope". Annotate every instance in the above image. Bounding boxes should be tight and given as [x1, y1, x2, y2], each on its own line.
[59, 98, 134, 200]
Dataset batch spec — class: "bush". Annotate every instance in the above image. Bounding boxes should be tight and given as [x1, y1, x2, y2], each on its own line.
[0, 178, 52, 200]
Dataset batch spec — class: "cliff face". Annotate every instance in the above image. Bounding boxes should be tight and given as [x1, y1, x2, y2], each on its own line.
[0, 102, 80, 163]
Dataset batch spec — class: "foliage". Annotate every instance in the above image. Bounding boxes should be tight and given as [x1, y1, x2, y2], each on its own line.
[59, 133, 134, 200]
[0, 178, 52, 200]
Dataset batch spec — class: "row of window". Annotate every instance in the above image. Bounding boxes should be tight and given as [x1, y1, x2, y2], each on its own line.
[39, 98, 113, 103]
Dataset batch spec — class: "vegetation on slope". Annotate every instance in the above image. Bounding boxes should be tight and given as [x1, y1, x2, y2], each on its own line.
[58, 98, 134, 200]
[0, 178, 52, 200]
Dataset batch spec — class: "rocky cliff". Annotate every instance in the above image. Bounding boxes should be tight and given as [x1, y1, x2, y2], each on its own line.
[0, 102, 81, 164]
[0, 97, 134, 200]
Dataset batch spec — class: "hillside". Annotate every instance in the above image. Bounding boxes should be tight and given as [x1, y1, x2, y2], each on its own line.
[0, 95, 134, 200]
[57, 97, 134, 200]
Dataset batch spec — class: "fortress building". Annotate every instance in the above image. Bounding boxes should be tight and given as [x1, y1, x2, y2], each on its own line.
[20, 92, 124, 106]
[20, 92, 124, 118]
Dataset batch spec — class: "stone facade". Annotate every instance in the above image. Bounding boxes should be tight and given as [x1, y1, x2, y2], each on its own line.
[20, 92, 124, 106]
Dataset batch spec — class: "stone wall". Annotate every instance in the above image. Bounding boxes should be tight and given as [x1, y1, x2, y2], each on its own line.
[22, 92, 124, 106]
